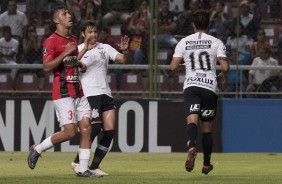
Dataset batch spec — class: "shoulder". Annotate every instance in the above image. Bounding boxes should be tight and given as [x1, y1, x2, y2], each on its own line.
[270, 57, 278, 64]
[11, 38, 19, 44]
[16, 10, 26, 17]
[70, 35, 78, 42]
[0, 11, 7, 18]
[78, 43, 85, 52]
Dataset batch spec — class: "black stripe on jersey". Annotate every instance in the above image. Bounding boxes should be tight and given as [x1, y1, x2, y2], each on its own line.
[60, 67, 69, 98]
[73, 82, 81, 97]
[198, 32, 202, 39]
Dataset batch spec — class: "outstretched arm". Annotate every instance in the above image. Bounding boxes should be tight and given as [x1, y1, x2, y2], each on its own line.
[115, 35, 130, 63]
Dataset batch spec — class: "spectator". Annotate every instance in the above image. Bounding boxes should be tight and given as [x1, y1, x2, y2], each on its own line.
[28, 11, 46, 27]
[0, 0, 28, 41]
[124, 0, 150, 35]
[128, 19, 149, 65]
[208, 1, 231, 43]
[78, 0, 103, 28]
[0, 0, 8, 14]
[232, 0, 260, 40]
[224, 49, 251, 92]
[102, 0, 135, 28]
[20, 24, 44, 78]
[247, 47, 279, 93]
[65, 0, 84, 22]
[158, 0, 178, 48]
[267, 0, 280, 21]
[0, 26, 19, 79]
[175, 0, 199, 36]
[250, 29, 271, 60]
[169, 0, 184, 15]
[98, 27, 119, 50]
[25, 0, 49, 21]
[226, 23, 253, 54]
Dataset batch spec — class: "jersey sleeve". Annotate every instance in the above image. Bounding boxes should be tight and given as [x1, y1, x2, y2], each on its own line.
[107, 44, 119, 61]
[173, 39, 184, 58]
[42, 38, 55, 63]
[249, 58, 258, 75]
[217, 40, 227, 58]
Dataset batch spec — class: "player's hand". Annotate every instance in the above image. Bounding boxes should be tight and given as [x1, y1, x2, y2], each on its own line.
[64, 42, 77, 55]
[217, 72, 227, 86]
[85, 36, 96, 50]
[119, 35, 129, 51]
[79, 62, 86, 73]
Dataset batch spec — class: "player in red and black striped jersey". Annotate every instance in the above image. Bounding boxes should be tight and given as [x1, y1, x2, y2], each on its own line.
[27, 4, 99, 178]
[42, 33, 83, 100]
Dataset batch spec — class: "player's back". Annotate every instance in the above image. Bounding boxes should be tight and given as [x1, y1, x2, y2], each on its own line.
[180, 32, 225, 74]
[174, 32, 226, 92]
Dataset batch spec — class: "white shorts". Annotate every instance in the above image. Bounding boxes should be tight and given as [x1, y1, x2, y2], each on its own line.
[54, 96, 91, 127]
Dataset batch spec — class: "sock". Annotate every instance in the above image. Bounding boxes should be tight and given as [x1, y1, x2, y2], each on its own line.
[35, 136, 53, 154]
[186, 123, 197, 149]
[79, 148, 91, 173]
[89, 130, 115, 170]
[73, 123, 102, 163]
[202, 132, 212, 166]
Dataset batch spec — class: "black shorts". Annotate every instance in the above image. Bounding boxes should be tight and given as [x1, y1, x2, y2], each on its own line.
[184, 86, 218, 121]
[87, 94, 116, 121]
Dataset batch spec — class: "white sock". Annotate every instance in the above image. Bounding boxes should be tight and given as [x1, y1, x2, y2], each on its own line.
[79, 149, 91, 173]
[35, 136, 53, 154]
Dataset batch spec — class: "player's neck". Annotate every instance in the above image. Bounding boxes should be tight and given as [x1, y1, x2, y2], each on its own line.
[55, 26, 70, 38]
[195, 29, 207, 33]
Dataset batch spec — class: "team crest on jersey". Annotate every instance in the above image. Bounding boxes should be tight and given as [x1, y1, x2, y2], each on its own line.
[92, 108, 99, 118]
[42, 48, 47, 56]
[99, 51, 106, 59]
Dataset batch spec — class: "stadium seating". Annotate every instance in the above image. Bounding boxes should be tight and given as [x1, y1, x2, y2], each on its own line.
[43, 73, 53, 91]
[110, 24, 122, 43]
[171, 74, 185, 92]
[158, 74, 170, 92]
[158, 49, 171, 65]
[107, 73, 117, 91]
[120, 73, 144, 91]
[0, 73, 14, 90]
[14, 73, 39, 91]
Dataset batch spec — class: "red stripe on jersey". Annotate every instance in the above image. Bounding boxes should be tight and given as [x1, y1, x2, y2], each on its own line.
[43, 33, 84, 100]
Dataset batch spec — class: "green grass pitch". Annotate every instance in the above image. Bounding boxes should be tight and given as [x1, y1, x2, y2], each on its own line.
[1, 152, 282, 184]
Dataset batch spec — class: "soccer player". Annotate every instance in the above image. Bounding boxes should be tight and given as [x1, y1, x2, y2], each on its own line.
[71, 20, 129, 176]
[170, 10, 229, 175]
[27, 4, 100, 178]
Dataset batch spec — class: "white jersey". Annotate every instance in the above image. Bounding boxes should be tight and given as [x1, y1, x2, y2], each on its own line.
[78, 42, 119, 97]
[0, 37, 19, 64]
[173, 32, 226, 93]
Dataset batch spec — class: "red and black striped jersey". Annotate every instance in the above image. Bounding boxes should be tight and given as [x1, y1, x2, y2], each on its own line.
[42, 33, 84, 100]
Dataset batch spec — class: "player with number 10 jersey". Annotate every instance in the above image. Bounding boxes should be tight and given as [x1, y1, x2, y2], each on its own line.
[173, 32, 226, 93]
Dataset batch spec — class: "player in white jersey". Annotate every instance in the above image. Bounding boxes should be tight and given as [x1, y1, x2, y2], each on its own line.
[71, 20, 129, 176]
[170, 10, 229, 175]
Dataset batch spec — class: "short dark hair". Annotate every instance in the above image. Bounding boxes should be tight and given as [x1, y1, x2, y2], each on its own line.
[50, 3, 68, 20]
[191, 10, 210, 30]
[80, 20, 98, 32]
[2, 26, 11, 33]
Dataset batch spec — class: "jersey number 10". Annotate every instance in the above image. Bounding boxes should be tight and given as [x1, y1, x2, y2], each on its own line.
[189, 51, 211, 71]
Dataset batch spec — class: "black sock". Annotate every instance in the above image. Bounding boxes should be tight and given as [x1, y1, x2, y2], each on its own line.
[186, 123, 197, 149]
[202, 132, 212, 166]
[73, 123, 103, 163]
[89, 130, 115, 170]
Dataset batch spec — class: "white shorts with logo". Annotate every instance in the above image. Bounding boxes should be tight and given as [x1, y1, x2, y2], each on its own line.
[54, 96, 91, 127]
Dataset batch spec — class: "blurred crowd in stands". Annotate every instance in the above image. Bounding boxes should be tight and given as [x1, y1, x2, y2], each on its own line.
[0, 0, 282, 95]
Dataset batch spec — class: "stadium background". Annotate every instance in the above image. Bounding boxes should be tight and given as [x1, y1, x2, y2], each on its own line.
[0, 0, 282, 153]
